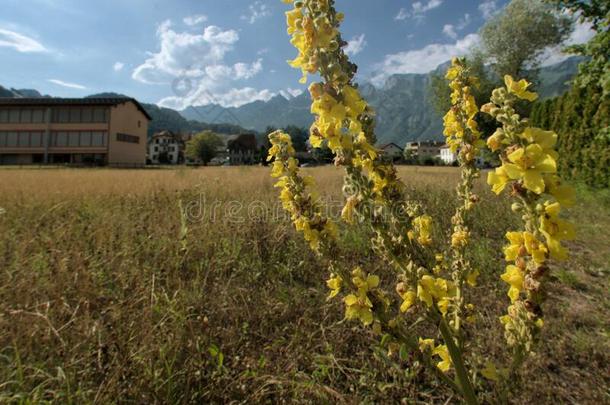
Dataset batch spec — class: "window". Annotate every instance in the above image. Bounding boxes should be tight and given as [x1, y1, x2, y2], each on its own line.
[20, 109, 32, 123]
[55, 132, 68, 147]
[6, 132, 18, 147]
[70, 108, 81, 123]
[116, 133, 139, 144]
[80, 131, 91, 147]
[138, 120, 141, 128]
[54, 108, 70, 123]
[18, 132, 29, 147]
[32, 109, 45, 123]
[0, 132, 5, 147]
[91, 132, 106, 147]
[81, 108, 93, 123]
[9, 110, 20, 123]
[0, 110, 8, 123]
[30, 132, 43, 147]
[68, 132, 80, 147]
[93, 108, 107, 123]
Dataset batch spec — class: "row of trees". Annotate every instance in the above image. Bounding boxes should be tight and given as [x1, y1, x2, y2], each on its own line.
[430, 0, 608, 187]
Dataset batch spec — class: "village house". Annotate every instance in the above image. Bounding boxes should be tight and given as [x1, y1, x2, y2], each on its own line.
[379, 142, 404, 161]
[148, 130, 185, 165]
[227, 133, 258, 165]
[439, 144, 458, 165]
[0, 97, 150, 166]
[404, 141, 444, 158]
[188, 133, 258, 166]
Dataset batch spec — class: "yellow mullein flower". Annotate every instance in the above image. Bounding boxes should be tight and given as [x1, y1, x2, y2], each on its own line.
[417, 275, 456, 309]
[486, 128, 505, 152]
[451, 230, 469, 248]
[523, 232, 548, 264]
[344, 294, 374, 325]
[544, 174, 576, 207]
[481, 361, 500, 382]
[466, 269, 480, 287]
[412, 215, 433, 246]
[503, 231, 525, 261]
[432, 345, 452, 372]
[418, 338, 435, 352]
[399, 290, 416, 313]
[326, 274, 342, 298]
[487, 165, 511, 195]
[344, 267, 379, 326]
[500, 265, 524, 303]
[271, 160, 285, 178]
[341, 196, 358, 224]
[504, 75, 538, 102]
[521, 127, 557, 152]
[539, 202, 575, 260]
[504, 143, 557, 194]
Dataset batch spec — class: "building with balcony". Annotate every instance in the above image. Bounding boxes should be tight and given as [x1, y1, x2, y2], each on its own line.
[404, 141, 444, 158]
[0, 97, 151, 166]
[148, 130, 185, 165]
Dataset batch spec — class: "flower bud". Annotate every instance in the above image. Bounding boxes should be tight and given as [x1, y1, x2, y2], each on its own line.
[524, 275, 541, 292]
[511, 202, 523, 213]
[395, 282, 407, 295]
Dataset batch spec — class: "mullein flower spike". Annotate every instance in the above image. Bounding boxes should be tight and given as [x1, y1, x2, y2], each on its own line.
[483, 75, 575, 357]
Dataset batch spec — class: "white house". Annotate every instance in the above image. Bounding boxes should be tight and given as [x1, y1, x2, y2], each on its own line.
[148, 131, 184, 164]
[440, 145, 457, 165]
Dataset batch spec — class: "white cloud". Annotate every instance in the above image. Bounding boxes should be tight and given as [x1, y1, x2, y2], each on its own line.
[345, 34, 367, 56]
[133, 21, 240, 84]
[241, 1, 271, 24]
[372, 33, 480, 86]
[443, 13, 470, 39]
[479, 1, 499, 20]
[395, 8, 409, 21]
[413, 0, 443, 14]
[159, 87, 274, 109]
[443, 24, 457, 39]
[134, 20, 271, 109]
[0, 28, 47, 53]
[183, 14, 208, 26]
[457, 13, 471, 30]
[113, 62, 125, 72]
[540, 20, 596, 66]
[396, 0, 443, 21]
[48, 79, 87, 90]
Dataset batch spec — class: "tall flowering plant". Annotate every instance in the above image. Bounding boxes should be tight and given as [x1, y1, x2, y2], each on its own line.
[267, 1, 574, 402]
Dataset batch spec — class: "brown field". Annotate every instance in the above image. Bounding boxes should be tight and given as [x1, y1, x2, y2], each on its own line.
[0, 166, 608, 404]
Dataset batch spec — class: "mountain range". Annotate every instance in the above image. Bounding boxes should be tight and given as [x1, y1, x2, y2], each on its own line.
[180, 56, 583, 145]
[1, 57, 582, 145]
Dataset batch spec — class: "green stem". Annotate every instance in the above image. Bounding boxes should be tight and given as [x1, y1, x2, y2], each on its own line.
[439, 317, 478, 405]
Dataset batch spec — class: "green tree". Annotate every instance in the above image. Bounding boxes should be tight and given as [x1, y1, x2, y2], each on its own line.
[185, 130, 224, 166]
[479, 0, 572, 80]
[429, 54, 499, 138]
[282, 125, 309, 152]
[544, 0, 610, 96]
[530, 1, 609, 187]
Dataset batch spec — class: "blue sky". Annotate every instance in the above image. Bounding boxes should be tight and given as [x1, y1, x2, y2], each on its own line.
[0, 0, 592, 109]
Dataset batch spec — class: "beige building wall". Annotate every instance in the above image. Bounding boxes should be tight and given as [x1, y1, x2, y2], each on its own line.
[107, 103, 148, 166]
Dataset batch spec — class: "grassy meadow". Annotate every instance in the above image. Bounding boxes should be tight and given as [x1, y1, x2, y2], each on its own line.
[0, 166, 608, 404]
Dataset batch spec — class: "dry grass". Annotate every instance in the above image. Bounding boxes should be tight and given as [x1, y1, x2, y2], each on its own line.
[0, 166, 608, 404]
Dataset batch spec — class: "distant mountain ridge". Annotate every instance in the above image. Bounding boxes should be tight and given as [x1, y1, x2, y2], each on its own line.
[180, 56, 583, 144]
[0, 56, 582, 145]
